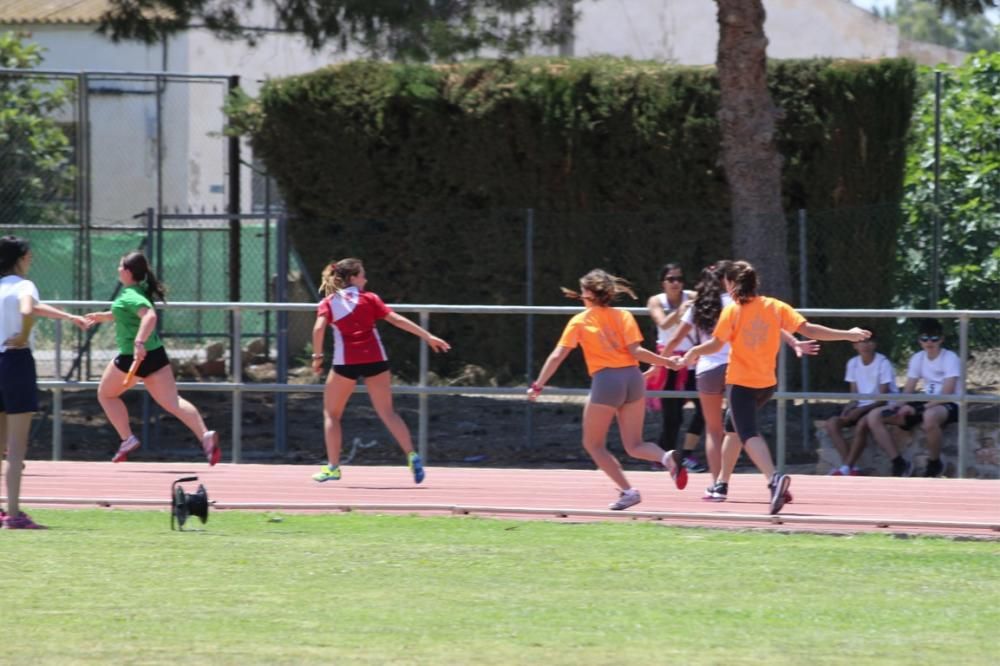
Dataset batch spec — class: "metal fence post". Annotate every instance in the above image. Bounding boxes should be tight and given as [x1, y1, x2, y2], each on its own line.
[524, 208, 535, 450]
[231, 307, 243, 463]
[52, 320, 63, 461]
[798, 208, 810, 449]
[275, 215, 289, 455]
[932, 69, 942, 307]
[142, 208, 155, 448]
[776, 343, 787, 473]
[957, 314, 969, 478]
[418, 310, 430, 461]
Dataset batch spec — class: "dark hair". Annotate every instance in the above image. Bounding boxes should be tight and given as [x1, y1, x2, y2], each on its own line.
[121, 251, 166, 303]
[319, 258, 364, 296]
[692, 260, 733, 332]
[0, 236, 30, 275]
[562, 269, 637, 307]
[917, 318, 943, 337]
[658, 262, 683, 282]
[725, 260, 758, 304]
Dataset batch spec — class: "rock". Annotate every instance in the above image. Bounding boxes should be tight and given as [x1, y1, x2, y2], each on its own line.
[205, 342, 225, 362]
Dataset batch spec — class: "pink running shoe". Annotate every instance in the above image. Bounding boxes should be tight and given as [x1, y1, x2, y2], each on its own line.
[202, 430, 221, 466]
[664, 449, 689, 490]
[2, 512, 47, 529]
[112, 435, 141, 463]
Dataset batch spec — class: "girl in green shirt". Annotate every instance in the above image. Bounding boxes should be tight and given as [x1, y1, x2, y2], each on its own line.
[85, 252, 221, 465]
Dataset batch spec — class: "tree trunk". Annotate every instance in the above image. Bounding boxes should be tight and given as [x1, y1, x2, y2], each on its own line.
[715, 0, 792, 301]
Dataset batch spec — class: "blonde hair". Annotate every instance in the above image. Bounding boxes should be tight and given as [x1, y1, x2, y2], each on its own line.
[319, 258, 363, 296]
[561, 269, 637, 306]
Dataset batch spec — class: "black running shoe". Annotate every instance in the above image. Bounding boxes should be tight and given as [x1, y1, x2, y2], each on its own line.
[923, 458, 943, 478]
[768, 474, 791, 515]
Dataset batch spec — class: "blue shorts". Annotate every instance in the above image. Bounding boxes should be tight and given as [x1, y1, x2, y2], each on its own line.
[0, 348, 40, 414]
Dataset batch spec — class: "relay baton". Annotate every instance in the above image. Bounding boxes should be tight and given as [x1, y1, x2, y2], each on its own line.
[123, 358, 140, 386]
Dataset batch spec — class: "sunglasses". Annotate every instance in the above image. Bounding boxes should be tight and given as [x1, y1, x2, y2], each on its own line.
[919, 335, 942, 342]
[663, 276, 684, 283]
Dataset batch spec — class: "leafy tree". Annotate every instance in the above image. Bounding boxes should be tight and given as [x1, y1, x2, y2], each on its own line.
[99, 0, 573, 61]
[896, 51, 1000, 313]
[0, 32, 77, 226]
[878, 0, 1000, 53]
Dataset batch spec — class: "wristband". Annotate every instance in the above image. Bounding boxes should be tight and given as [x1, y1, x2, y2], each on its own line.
[311, 353, 324, 359]
[530, 382, 543, 393]
[134, 339, 145, 346]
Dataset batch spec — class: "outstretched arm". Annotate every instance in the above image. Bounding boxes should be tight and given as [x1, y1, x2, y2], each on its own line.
[798, 322, 870, 343]
[527, 345, 573, 401]
[34, 302, 91, 331]
[781, 329, 820, 358]
[385, 312, 451, 352]
[662, 321, 694, 354]
[681, 336, 725, 367]
[627, 342, 682, 369]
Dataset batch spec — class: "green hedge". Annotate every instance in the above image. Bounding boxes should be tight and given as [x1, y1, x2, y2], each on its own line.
[229, 57, 916, 386]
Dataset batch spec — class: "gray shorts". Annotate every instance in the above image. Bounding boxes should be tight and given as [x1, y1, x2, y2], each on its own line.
[590, 366, 645, 408]
[696, 364, 727, 396]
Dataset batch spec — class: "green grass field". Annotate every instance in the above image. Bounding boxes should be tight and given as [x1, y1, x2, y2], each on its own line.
[5, 510, 999, 665]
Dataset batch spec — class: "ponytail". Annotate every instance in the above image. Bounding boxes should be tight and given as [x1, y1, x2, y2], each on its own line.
[561, 269, 637, 306]
[319, 258, 363, 296]
[725, 260, 758, 305]
[121, 251, 166, 303]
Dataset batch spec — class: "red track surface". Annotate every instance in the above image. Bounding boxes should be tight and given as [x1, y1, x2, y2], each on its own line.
[11, 461, 1000, 538]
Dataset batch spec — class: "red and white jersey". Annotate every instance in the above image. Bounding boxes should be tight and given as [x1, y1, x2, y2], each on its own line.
[317, 286, 393, 365]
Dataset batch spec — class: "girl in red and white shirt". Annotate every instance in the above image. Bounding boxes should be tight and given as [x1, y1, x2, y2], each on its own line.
[310, 258, 450, 484]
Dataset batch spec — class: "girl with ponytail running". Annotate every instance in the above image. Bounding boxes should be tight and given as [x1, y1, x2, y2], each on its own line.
[85, 252, 221, 465]
[527, 269, 687, 511]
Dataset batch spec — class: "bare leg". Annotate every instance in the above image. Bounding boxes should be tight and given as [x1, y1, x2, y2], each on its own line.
[844, 418, 871, 468]
[142, 365, 209, 441]
[742, 435, 776, 480]
[865, 408, 900, 458]
[922, 406, 949, 459]
[3, 412, 33, 517]
[824, 416, 850, 464]
[322, 371, 356, 466]
[583, 399, 631, 490]
[699, 392, 725, 480]
[364, 370, 415, 456]
[718, 432, 742, 484]
[97, 360, 138, 440]
[617, 398, 668, 463]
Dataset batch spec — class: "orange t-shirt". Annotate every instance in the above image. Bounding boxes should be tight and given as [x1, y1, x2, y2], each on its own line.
[712, 296, 806, 388]
[557, 306, 642, 376]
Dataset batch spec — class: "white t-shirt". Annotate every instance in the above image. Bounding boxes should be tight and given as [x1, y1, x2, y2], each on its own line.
[656, 292, 698, 351]
[682, 293, 732, 374]
[0, 275, 40, 352]
[907, 349, 961, 395]
[844, 352, 897, 406]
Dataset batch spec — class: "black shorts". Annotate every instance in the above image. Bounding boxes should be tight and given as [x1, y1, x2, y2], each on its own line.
[114, 346, 171, 378]
[0, 348, 39, 414]
[897, 401, 959, 431]
[333, 360, 390, 380]
[724, 384, 776, 443]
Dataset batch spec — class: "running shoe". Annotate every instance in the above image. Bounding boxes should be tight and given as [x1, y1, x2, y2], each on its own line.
[768, 474, 791, 515]
[112, 435, 141, 463]
[2, 512, 46, 529]
[408, 452, 425, 484]
[202, 430, 221, 466]
[702, 482, 728, 502]
[663, 449, 688, 490]
[609, 489, 641, 511]
[892, 457, 913, 478]
[923, 458, 944, 478]
[682, 455, 708, 473]
[311, 465, 342, 482]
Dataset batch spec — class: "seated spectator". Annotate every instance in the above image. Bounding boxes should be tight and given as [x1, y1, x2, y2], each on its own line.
[864, 318, 960, 477]
[825, 333, 897, 475]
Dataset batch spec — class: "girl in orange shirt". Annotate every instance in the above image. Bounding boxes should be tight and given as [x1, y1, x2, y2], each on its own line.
[527, 269, 685, 511]
[681, 261, 870, 515]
